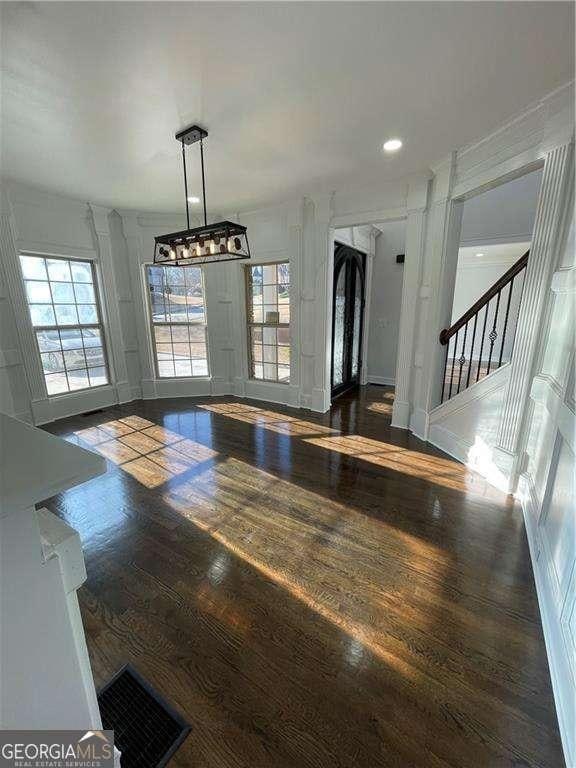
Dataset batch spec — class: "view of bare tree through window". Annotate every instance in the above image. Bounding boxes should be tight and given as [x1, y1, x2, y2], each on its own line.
[247, 262, 290, 383]
[19, 254, 109, 395]
[146, 265, 209, 377]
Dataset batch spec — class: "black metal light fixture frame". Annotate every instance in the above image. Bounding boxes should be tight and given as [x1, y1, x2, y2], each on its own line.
[154, 125, 250, 266]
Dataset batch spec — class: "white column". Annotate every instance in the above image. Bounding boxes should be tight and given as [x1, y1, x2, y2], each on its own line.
[391, 177, 429, 428]
[309, 194, 334, 413]
[360, 228, 376, 387]
[89, 205, 131, 402]
[496, 141, 574, 478]
[410, 155, 460, 439]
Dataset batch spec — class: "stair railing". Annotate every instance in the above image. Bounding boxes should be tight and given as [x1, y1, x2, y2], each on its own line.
[439, 250, 529, 404]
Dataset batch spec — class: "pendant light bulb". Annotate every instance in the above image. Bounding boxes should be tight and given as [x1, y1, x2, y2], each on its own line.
[169, 247, 176, 260]
[182, 245, 189, 258]
[210, 240, 216, 255]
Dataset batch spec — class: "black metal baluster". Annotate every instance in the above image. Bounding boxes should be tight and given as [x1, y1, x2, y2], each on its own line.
[466, 313, 477, 389]
[476, 303, 489, 382]
[497, 277, 515, 369]
[448, 330, 458, 400]
[456, 321, 468, 395]
[486, 290, 501, 376]
[441, 344, 449, 403]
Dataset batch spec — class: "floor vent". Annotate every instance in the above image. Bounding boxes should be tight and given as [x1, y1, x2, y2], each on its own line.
[82, 408, 104, 417]
[98, 664, 190, 767]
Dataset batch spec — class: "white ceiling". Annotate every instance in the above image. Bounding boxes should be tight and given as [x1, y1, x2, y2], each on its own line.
[1, 2, 573, 214]
[458, 242, 531, 269]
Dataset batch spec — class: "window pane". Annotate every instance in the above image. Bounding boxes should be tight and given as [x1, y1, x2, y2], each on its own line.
[171, 325, 189, 343]
[192, 359, 208, 376]
[174, 360, 192, 377]
[30, 304, 56, 326]
[173, 342, 190, 360]
[47, 259, 71, 282]
[60, 329, 84, 349]
[88, 366, 108, 387]
[278, 264, 290, 285]
[158, 360, 175, 377]
[36, 329, 61, 352]
[85, 347, 105, 367]
[246, 262, 290, 383]
[55, 304, 79, 326]
[20, 256, 109, 397]
[146, 266, 209, 379]
[20, 256, 47, 280]
[156, 343, 172, 359]
[70, 261, 93, 283]
[189, 326, 205, 343]
[68, 368, 89, 391]
[263, 345, 277, 363]
[154, 326, 171, 343]
[26, 281, 51, 303]
[41, 351, 64, 373]
[45, 373, 69, 395]
[51, 282, 75, 303]
[64, 349, 87, 370]
[78, 304, 98, 324]
[73, 283, 95, 303]
[82, 328, 102, 347]
[190, 343, 206, 359]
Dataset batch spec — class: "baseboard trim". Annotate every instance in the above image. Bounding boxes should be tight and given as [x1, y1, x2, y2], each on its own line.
[368, 375, 395, 386]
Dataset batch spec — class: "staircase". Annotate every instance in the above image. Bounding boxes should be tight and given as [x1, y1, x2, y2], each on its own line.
[439, 250, 529, 404]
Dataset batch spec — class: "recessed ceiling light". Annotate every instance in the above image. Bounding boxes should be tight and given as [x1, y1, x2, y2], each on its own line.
[383, 138, 403, 153]
[187, 196, 200, 204]
[475, 252, 485, 258]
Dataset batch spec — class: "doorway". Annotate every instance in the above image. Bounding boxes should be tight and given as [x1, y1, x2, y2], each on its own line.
[331, 243, 366, 399]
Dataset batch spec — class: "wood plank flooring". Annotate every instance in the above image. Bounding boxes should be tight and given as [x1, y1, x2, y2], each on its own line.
[44, 386, 564, 768]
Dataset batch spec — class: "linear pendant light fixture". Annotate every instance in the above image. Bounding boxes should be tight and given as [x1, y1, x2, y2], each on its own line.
[154, 125, 250, 266]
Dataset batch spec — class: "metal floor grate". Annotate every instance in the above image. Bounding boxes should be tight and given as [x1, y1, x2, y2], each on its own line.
[98, 664, 190, 767]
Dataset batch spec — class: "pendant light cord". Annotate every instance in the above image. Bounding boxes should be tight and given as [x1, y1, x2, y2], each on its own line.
[182, 141, 190, 230]
[200, 137, 207, 226]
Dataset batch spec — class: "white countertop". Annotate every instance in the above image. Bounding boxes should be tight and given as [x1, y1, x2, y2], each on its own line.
[0, 412, 106, 516]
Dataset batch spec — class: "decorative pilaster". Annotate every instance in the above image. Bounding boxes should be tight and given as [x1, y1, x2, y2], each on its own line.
[89, 205, 131, 401]
[497, 141, 574, 460]
[309, 193, 334, 413]
[391, 177, 430, 428]
[360, 228, 377, 387]
[0, 187, 43, 407]
[118, 211, 156, 395]
[410, 154, 459, 437]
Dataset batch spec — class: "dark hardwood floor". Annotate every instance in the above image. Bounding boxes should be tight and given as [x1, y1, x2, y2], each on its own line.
[44, 386, 564, 768]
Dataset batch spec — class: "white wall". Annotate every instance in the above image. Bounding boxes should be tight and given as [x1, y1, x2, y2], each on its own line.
[366, 220, 405, 385]
[460, 166, 542, 246]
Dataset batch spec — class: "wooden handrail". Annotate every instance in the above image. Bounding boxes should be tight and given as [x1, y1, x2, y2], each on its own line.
[439, 250, 529, 345]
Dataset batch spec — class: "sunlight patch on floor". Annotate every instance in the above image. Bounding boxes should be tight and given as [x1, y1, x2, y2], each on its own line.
[74, 417, 217, 488]
[161, 454, 449, 678]
[199, 402, 338, 437]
